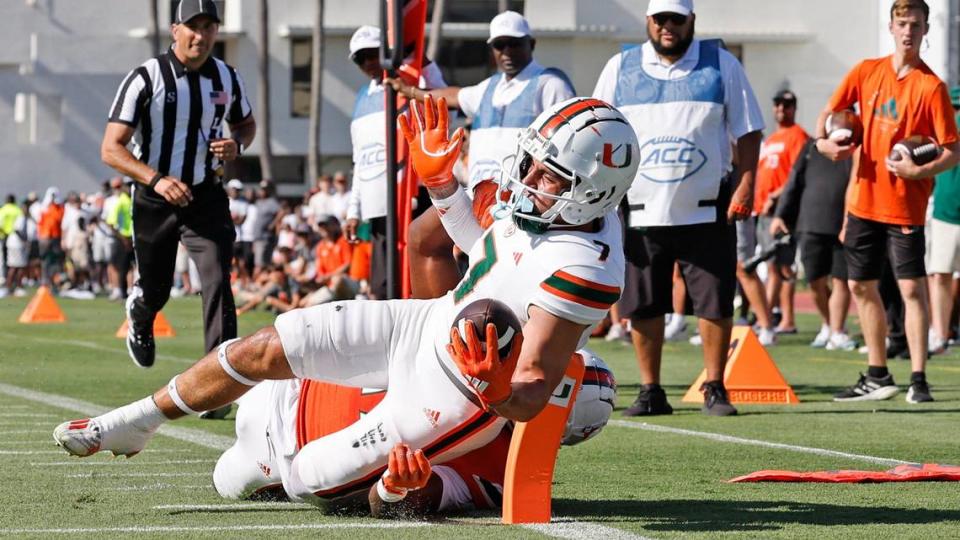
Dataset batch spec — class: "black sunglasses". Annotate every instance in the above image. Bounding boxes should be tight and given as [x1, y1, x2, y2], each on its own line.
[491, 37, 525, 51]
[651, 13, 688, 26]
[773, 98, 796, 106]
[352, 48, 378, 66]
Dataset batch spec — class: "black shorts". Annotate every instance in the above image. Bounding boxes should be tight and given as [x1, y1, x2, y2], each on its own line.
[799, 232, 847, 282]
[620, 221, 737, 320]
[843, 213, 925, 281]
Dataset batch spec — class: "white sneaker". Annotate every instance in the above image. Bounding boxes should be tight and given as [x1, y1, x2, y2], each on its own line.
[689, 334, 703, 346]
[53, 415, 157, 458]
[108, 288, 123, 301]
[0, 288, 8, 299]
[664, 315, 687, 342]
[826, 332, 858, 351]
[810, 325, 831, 348]
[929, 332, 948, 356]
[604, 323, 628, 342]
[12, 288, 27, 297]
[757, 327, 777, 347]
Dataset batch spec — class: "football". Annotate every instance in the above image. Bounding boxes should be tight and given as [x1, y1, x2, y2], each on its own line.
[825, 110, 863, 146]
[452, 298, 522, 360]
[562, 350, 617, 446]
[889, 135, 942, 166]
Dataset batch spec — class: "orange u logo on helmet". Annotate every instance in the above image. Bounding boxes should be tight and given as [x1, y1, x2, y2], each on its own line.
[601, 143, 633, 168]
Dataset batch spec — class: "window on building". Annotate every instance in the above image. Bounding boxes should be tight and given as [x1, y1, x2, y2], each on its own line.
[14, 92, 62, 145]
[290, 37, 312, 118]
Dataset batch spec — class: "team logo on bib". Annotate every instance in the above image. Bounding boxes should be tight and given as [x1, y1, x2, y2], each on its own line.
[356, 142, 386, 181]
[637, 136, 707, 183]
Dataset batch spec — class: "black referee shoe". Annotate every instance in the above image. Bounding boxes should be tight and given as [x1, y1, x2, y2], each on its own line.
[125, 295, 155, 368]
[623, 384, 673, 416]
[700, 380, 738, 416]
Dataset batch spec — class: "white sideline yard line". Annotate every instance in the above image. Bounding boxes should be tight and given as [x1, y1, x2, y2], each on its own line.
[0, 332, 194, 364]
[114, 484, 210, 492]
[0, 429, 47, 434]
[0, 413, 56, 418]
[33, 459, 212, 466]
[609, 420, 915, 467]
[0, 523, 434, 535]
[524, 522, 652, 540]
[154, 502, 314, 511]
[0, 382, 234, 451]
[0, 382, 645, 539]
[66, 472, 210, 478]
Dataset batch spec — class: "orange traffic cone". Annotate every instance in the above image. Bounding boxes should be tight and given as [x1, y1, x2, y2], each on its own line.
[682, 326, 799, 405]
[18, 286, 66, 323]
[115, 311, 176, 338]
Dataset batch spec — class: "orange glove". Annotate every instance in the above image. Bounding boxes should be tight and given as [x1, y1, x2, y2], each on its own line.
[446, 320, 522, 409]
[378, 443, 432, 502]
[398, 94, 464, 190]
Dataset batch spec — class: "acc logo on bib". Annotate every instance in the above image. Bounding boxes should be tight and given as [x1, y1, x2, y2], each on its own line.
[637, 136, 707, 183]
[356, 142, 386, 181]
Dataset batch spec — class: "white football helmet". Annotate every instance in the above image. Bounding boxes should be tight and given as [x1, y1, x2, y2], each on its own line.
[562, 349, 617, 446]
[494, 98, 639, 233]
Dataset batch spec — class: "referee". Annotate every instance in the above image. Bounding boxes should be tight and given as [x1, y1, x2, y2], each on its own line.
[101, 0, 255, 369]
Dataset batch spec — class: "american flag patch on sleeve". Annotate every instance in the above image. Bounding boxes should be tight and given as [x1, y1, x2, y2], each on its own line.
[209, 91, 230, 105]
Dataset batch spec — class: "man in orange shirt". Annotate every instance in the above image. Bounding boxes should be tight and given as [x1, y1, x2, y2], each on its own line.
[37, 187, 65, 292]
[303, 217, 358, 306]
[755, 90, 809, 334]
[817, 0, 960, 403]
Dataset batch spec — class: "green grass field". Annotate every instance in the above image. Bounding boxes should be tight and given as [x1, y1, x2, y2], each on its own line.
[1, 292, 959, 539]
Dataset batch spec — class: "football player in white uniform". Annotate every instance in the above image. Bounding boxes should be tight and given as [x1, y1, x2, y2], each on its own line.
[53, 96, 638, 510]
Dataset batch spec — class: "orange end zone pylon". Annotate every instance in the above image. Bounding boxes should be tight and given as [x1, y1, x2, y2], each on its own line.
[115, 312, 176, 338]
[18, 286, 66, 323]
[502, 353, 585, 524]
[682, 326, 799, 405]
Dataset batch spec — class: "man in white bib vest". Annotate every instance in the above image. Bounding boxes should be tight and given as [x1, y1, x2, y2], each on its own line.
[389, 11, 575, 191]
[593, 0, 764, 417]
[343, 26, 447, 299]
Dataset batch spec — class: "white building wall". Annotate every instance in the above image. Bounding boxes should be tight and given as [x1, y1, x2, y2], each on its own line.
[0, 0, 956, 196]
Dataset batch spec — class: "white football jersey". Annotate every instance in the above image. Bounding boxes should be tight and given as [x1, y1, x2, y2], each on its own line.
[436, 211, 625, 350]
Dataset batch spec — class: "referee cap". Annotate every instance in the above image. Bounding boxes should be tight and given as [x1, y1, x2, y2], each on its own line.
[349, 26, 381, 59]
[646, 0, 693, 16]
[487, 11, 531, 43]
[226, 179, 244, 190]
[175, 0, 221, 24]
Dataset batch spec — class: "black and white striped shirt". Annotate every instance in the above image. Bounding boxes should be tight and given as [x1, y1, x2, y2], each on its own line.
[108, 49, 252, 186]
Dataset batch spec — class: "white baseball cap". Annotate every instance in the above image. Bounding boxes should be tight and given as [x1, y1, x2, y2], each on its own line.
[226, 179, 244, 190]
[349, 25, 381, 58]
[487, 11, 531, 43]
[646, 0, 694, 16]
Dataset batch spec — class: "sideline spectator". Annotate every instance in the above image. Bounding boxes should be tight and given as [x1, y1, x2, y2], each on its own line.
[771, 138, 856, 350]
[817, 0, 959, 403]
[926, 86, 960, 354]
[2, 199, 33, 298]
[754, 90, 809, 334]
[329, 171, 351, 224]
[593, 0, 764, 417]
[37, 187, 65, 291]
[252, 181, 279, 275]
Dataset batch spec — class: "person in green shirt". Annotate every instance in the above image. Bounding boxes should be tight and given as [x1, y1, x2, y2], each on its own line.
[0, 194, 21, 285]
[928, 86, 960, 354]
[106, 187, 134, 299]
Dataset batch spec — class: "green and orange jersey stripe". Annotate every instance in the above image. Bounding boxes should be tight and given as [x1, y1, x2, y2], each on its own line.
[537, 98, 611, 138]
[540, 270, 620, 310]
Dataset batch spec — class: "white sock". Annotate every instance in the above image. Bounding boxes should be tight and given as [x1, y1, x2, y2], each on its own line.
[95, 397, 166, 447]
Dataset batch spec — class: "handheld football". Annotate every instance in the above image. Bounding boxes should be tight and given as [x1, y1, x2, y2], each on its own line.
[825, 110, 863, 146]
[452, 299, 521, 360]
[889, 135, 942, 166]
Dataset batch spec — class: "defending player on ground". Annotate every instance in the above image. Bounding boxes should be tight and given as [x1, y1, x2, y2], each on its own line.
[53, 96, 638, 510]
[212, 349, 615, 517]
